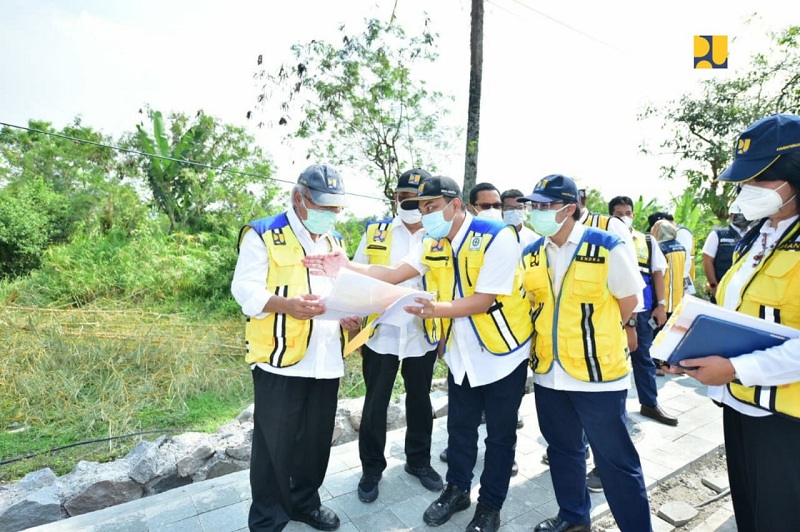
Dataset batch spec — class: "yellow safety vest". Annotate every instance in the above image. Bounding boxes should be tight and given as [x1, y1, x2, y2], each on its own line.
[632, 231, 655, 309]
[522, 228, 628, 382]
[583, 212, 610, 230]
[659, 239, 686, 314]
[363, 219, 394, 330]
[717, 219, 800, 419]
[237, 213, 344, 367]
[678, 225, 696, 283]
[420, 218, 532, 354]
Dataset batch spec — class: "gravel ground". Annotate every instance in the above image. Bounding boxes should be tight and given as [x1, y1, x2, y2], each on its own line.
[592, 449, 737, 531]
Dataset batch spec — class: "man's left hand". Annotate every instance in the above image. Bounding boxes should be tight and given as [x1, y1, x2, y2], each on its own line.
[676, 356, 736, 386]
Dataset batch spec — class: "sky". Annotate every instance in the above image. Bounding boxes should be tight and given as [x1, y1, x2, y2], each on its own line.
[2, 0, 799, 216]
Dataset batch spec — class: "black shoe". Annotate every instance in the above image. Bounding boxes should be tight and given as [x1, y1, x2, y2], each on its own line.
[511, 460, 518, 477]
[293, 505, 340, 531]
[466, 502, 500, 532]
[423, 483, 471, 526]
[586, 467, 603, 492]
[534, 515, 591, 532]
[541, 447, 591, 465]
[439, 447, 448, 462]
[640, 404, 679, 426]
[405, 463, 444, 491]
[357, 474, 380, 503]
[517, 411, 524, 429]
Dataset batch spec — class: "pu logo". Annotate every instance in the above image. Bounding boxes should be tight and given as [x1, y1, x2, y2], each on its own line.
[432, 238, 446, 252]
[694, 35, 727, 69]
[737, 138, 751, 155]
[271, 230, 286, 246]
[418, 182, 426, 194]
[326, 176, 338, 189]
[373, 228, 387, 242]
[535, 178, 549, 191]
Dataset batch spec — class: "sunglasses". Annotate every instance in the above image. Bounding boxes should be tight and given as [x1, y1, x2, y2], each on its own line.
[475, 202, 502, 210]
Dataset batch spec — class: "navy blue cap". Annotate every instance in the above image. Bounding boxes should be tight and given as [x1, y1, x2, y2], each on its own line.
[396, 168, 432, 192]
[518, 174, 579, 204]
[297, 164, 347, 207]
[719, 114, 800, 182]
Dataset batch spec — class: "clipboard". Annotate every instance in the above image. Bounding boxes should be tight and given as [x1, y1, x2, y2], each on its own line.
[666, 314, 791, 367]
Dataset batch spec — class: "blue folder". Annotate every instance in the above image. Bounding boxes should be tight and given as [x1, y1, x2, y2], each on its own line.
[667, 314, 791, 367]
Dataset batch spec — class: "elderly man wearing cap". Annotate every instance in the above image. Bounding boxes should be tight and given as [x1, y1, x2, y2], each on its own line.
[232, 164, 359, 532]
[304, 175, 532, 532]
[351, 169, 442, 504]
[519, 175, 651, 532]
[665, 113, 800, 532]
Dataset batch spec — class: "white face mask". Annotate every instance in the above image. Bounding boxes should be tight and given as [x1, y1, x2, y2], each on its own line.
[476, 208, 503, 221]
[620, 215, 634, 228]
[503, 209, 526, 226]
[397, 203, 422, 224]
[733, 182, 794, 221]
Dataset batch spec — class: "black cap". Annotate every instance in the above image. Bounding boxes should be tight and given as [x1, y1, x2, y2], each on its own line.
[401, 175, 462, 209]
[397, 168, 432, 192]
[518, 174, 579, 204]
[297, 164, 347, 207]
[647, 211, 672, 231]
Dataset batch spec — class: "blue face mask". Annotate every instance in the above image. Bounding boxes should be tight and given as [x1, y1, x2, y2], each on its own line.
[529, 205, 568, 236]
[422, 201, 454, 239]
[301, 199, 337, 234]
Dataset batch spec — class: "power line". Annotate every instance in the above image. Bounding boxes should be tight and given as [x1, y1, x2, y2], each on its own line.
[0, 121, 389, 203]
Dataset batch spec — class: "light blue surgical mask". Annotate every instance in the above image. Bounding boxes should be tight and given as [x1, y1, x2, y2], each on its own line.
[503, 209, 526, 227]
[422, 201, 454, 239]
[529, 205, 568, 236]
[301, 199, 337, 234]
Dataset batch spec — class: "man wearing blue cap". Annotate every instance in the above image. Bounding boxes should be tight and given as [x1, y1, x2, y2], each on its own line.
[666, 113, 800, 532]
[232, 164, 359, 531]
[304, 175, 533, 532]
[518, 175, 651, 532]
[351, 169, 443, 503]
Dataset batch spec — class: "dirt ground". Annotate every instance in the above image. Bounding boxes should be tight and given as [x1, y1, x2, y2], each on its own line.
[592, 450, 732, 531]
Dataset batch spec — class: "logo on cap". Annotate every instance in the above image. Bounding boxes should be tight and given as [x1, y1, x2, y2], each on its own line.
[694, 35, 727, 69]
[737, 138, 751, 155]
[408, 173, 421, 186]
[418, 183, 426, 194]
[326, 176, 338, 189]
[535, 177, 550, 191]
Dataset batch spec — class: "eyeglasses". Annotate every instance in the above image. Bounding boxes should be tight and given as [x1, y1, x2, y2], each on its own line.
[474, 202, 502, 210]
[528, 201, 565, 211]
[304, 195, 343, 214]
[502, 203, 529, 212]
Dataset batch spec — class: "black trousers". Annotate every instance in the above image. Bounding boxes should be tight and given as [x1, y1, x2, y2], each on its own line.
[358, 344, 438, 476]
[724, 405, 800, 532]
[248, 367, 339, 532]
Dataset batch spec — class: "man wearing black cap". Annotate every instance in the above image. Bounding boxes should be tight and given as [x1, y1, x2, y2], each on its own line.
[519, 175, 651, 532]
[304, 175, 533, 532]
[351, 169, 442, 503]
[665, 113, 800, 532]
[232, 164, 359, 531]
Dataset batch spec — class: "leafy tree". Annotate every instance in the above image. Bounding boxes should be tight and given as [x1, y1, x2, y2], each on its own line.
[256, 17, 455, 210]
[125, 109, 281, 232]
[639, 25, 800, 220]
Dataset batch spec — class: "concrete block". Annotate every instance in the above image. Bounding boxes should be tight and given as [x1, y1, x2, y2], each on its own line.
[657, 501, 699, 527]
[701, 474, 729, 493]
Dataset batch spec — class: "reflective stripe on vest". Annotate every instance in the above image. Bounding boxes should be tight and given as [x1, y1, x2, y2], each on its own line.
[420, 218, 532, 354]
[717, 218, 800, 420]
[583, 213, 610, 230]
[659, 239, 686, 314]
[632, 230, 654, 309]
[522, 228, 628, 382]
[238, 213, 343, 367]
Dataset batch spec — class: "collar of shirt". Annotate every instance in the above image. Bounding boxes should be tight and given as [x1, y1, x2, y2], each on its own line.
[449, 211, 473, 250]
[286, 203, 321, 250]
[544, 220, 585, 250]
[759, 215, 799, 245]
[391, 215, 423, 236]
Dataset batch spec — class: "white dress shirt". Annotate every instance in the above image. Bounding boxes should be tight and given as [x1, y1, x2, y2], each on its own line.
[231, 206, 344, 379]
[403, 213, 531, 387]
[532, 222, 645, 392]
[708, 215, 800, 417]
[353, 217, 430, 359]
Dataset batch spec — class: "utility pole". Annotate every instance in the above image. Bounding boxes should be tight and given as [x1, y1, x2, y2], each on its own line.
[463, 0, 483, 200]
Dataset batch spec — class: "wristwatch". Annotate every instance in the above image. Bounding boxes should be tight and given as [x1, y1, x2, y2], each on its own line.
[626, 317, 637, 328]
[657, 300, 667, 306]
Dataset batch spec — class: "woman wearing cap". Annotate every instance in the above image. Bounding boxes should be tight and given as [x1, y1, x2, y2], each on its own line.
[667, 113, 800, 531]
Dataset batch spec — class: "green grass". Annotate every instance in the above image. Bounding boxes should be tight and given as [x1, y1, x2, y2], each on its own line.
[0, 306, 449, 484]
